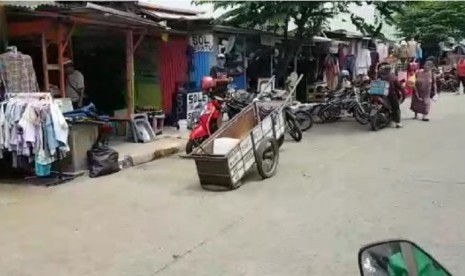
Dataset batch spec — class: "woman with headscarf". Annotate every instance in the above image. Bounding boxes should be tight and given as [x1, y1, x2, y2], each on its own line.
[411, 60, 437, 121]
[378, 62, 406, 128]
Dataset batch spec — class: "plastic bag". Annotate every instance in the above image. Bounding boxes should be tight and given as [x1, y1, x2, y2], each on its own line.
[87, 142, 120, 178]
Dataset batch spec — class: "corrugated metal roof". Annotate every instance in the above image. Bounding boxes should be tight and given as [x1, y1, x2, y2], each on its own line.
[60, 2, 167, 29]
[137, 1, 205, 16]
[141, 9, 211, 21]
[2, 1, 65, 9]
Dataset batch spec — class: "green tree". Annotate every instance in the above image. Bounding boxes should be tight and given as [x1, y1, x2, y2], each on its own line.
[394, 1, 465, 59]
[394, 1, 465, 44]
[195, 1, 404, 79]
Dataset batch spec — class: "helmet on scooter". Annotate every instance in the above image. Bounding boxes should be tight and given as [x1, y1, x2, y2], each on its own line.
[341, 70, 350, 77]
[201, 76, 215, 91]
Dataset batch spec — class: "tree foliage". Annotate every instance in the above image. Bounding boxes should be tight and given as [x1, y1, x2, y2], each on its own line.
[194, 1, 404, 78]
[195, 1, 404, 39]
[394, 1, 465, 45]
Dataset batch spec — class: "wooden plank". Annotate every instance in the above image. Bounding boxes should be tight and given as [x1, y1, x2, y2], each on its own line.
[132, 30, 147, 55]
[41, 33, 50, 91]
[62, 23, 76, 56]
[57, 24, 65, 98]
[126, 30, 135, 118]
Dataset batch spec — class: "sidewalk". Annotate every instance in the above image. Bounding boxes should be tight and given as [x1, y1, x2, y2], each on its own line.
[110, 128, 188, 169]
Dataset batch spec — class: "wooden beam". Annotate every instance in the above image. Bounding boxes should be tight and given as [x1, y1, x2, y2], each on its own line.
[57, 24, 66, 98]
[132, 30, 147, 55]
[41, 33, 50, 92]
[0, 5, 7, 51]
[61, 22, 76, 56]
[126, 30, 135, 118]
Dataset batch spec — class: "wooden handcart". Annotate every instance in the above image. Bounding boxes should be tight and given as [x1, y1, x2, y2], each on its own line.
[191, 101, 285, 190]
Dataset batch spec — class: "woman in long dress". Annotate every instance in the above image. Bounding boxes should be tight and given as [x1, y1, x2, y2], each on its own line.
[411, 61, 437, 121]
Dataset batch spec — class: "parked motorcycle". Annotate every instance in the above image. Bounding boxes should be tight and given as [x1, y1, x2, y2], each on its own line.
[436, 67, 458, 93]
[289, 102, 314, 131]
[359, 239, 451, 275]
[185, 77, 231, 154]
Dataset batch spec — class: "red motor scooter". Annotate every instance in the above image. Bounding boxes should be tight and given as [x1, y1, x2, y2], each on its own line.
[185, 76, 231, 154]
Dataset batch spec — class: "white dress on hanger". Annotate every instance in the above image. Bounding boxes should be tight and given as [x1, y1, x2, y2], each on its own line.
[356, 48, 372, 76]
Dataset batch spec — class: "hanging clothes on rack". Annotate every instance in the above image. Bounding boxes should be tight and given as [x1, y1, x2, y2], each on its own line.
[324, 54, 340, 90]
[0, 93, 69, 176]
[0, 50, 39, 93]
[356, 47, 372, 76]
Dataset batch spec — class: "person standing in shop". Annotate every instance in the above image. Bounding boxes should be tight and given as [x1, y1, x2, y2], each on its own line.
[209, 53, 228, 79]
[64, 59, 85, 109]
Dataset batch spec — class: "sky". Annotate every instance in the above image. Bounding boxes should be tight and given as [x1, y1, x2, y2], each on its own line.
[149, 0, 397, 39]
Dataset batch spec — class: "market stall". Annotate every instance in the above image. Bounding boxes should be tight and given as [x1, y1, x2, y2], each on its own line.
[1, 2, 179, 179]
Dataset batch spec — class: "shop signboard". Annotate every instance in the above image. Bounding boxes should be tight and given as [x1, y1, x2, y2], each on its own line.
[190, 34, 214, 52]
[186, 91, 209, 121]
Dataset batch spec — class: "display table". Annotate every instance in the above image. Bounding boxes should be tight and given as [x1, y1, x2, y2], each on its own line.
[60, 123, 100, 175]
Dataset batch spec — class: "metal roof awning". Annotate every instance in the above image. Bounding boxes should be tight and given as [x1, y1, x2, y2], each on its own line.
[312, 36, 332, 43]
[1, 1, 65, 9]
[141, 9, 211, 21]
[62, 3, 166, 30]
[5, 2, 171, 32]
[137, 1, 206, 16]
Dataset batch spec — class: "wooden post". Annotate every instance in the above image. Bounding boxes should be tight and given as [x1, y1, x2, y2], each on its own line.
[126, 30, 134, 118]
[0, 5, 7, 52]
[57, 24, 65, 98]
[41, 33, 50, 91]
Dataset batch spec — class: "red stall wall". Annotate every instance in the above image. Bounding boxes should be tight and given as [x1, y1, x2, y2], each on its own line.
[158, 36, 188, 113]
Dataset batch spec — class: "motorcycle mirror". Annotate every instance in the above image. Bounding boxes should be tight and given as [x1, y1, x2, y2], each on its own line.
[358, 240, 451, 276]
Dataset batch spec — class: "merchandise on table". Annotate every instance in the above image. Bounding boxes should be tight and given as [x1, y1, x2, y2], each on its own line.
[0, 93, 69, 176]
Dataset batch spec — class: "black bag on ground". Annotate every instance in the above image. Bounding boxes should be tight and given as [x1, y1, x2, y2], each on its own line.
[87, 139, 120, 178]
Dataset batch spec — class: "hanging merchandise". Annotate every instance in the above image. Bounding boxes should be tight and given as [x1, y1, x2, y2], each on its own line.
[324, 54, 340, 90]
[0, 47, 39, 93]
[0, 93, 69, 177]
[356, 48, 372, 76]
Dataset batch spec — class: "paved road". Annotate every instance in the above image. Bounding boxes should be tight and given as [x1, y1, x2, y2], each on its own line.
[1, 94, 464, 276]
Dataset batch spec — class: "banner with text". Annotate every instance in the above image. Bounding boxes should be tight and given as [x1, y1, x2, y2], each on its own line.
[190, 34, 214, 52]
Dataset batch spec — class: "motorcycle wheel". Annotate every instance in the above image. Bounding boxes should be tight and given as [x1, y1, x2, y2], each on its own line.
[317, 104, 331, 123]
[285, 110, 303, 142]
[329, 104, 342, 122]
[256, 137, 279, 179]
[370, 111, 388, 131]
[354, 104, 370, 125]
[185, 138, 203, 154]
[294, 110, 314, 131]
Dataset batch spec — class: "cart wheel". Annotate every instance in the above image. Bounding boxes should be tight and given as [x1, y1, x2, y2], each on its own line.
[256, 137, 279, 179]
[277, 135, 285, 148]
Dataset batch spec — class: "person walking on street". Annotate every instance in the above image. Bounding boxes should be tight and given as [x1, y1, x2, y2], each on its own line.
[411, 61, 437, 121]
[456, 56, 465, 95]
[378, 62, 406, 128]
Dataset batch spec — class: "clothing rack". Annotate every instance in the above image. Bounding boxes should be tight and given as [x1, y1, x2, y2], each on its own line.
[1, 92, 72, 186]
[5, 92, 53, 100]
